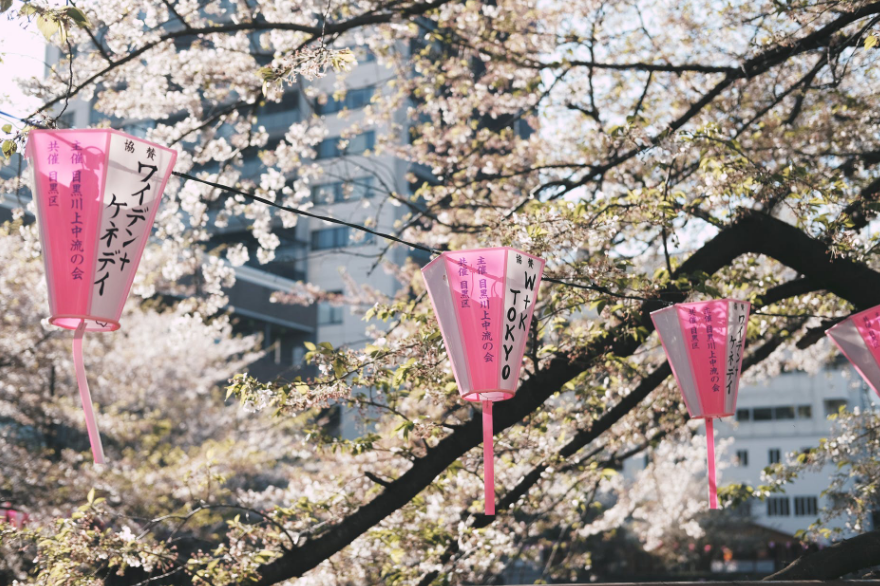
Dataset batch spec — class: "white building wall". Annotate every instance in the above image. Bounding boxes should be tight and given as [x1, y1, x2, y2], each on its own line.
[718, 366, 875, 537]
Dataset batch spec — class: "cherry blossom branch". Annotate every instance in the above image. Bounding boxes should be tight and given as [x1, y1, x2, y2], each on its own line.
[250, 210, 880, 585]
[30, 0, 458, 117]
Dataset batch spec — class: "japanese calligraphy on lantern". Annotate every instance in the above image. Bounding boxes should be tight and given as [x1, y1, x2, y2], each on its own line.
[827, 305, 880, 398]
[651, 300, 751, 419]
[423, 248, 545, 402]
[500, 251, 541, 384]
[90, 133, 173, 319]
[446, 250, 505, 392]
[725, 302, 749, 398]
[27, 128, 177, 332]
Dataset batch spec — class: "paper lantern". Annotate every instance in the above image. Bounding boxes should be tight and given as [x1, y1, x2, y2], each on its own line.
[422, 248, 545, 515]
[826, 306, 880, 397]
[26, 129, 177, 464]
[1, 503, 29, 529]
[650, 299, 750, 509]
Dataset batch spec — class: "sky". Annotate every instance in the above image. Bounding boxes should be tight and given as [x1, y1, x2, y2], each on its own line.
[0, 10, 47, 125]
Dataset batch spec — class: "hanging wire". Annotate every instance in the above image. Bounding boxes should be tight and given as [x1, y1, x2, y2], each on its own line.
[172, 170, 439, 255]
[0, 109, 845, 318]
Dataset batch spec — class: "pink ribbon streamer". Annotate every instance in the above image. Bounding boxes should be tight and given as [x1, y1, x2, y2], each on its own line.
[706, 417, 717, 509]
[482, 400, 495, 516]
[73, 322, 105, 464]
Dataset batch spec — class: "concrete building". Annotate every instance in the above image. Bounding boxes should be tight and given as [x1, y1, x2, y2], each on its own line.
[718, 364, 875, 536]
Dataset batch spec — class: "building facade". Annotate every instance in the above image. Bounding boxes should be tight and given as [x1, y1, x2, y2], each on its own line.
[719, 365, 875, 536]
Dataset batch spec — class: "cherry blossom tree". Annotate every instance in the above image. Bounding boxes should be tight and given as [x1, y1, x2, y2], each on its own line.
[2, 0, 880, 583]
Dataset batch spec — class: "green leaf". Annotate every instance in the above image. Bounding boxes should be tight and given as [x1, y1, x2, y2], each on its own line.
[36, 15, 59, 41]
[303, 341, 316, 351]
[1, 124, 11, 133]
[866, 35, 878, 50]
[64, 6, 90, 28]
[2, 140, 17, 159]
[330, 49, 357, 72]
[87, 487, 95, 504]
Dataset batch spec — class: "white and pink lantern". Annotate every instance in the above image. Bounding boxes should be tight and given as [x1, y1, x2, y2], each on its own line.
[26, 129, 177, 464]
[827, 306, 880, 398]
[422, 248, 545, 515]
[650, 299, 750, 509]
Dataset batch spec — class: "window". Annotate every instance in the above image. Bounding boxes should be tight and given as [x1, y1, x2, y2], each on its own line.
[736, 450, 749, 467]
[259, 91, 301, 129]
[774, 406, 795, 420]
[316, 131, 376, 159]
[260, 90, 299, 115]
[768, 448, 781, 464]
[310, 227, 375, 250]
[794, 496, 818, 516]
[292, 346, 306, 366]
[311, 177, 375, 204]
[753, 407, 773, 421]
[767, 497, 791, 517]
[316, 86, 375, 115]
[741, 404, 815, 422]
[318, 296, 345, 325]
[824, 399, 847, 416]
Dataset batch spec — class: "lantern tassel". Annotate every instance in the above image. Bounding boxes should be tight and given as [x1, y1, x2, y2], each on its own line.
[73, 322, 105, 464]
[482, 399, 495, 516]
[706, 417, 717, 510]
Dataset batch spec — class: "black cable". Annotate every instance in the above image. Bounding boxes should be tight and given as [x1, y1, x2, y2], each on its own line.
[173, 171, 661, 299]
[171, 171, 440, 255]
[0, 110, 843, 317]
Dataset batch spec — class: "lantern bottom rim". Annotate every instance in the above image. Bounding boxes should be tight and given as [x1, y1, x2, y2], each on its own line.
[689, 412, 734, 420]
[461, 390, 515, 403]
[50, 315, 120, 332]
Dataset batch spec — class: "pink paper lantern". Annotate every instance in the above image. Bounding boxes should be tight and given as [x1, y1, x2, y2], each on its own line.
[650, 299, 751, 509]
[422, 248, 545, 515]
[26, 129, 177, 464]
[1, 503, 29, 529]
[827, 306, 880, 397]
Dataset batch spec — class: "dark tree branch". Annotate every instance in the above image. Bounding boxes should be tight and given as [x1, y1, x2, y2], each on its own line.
[765, 530, 880, 580]
[565, 60, 737, 74]
[364, 472, 392, 488]
[252, 209, 880, 585]
[417, 319, 810, 586]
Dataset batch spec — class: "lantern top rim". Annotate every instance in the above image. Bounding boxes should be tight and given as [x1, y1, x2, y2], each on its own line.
[421, 246, 543, 271]
[649, 298, 751, 316]
[828, 305, 879, 332]
[26, 128, 177, 160]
